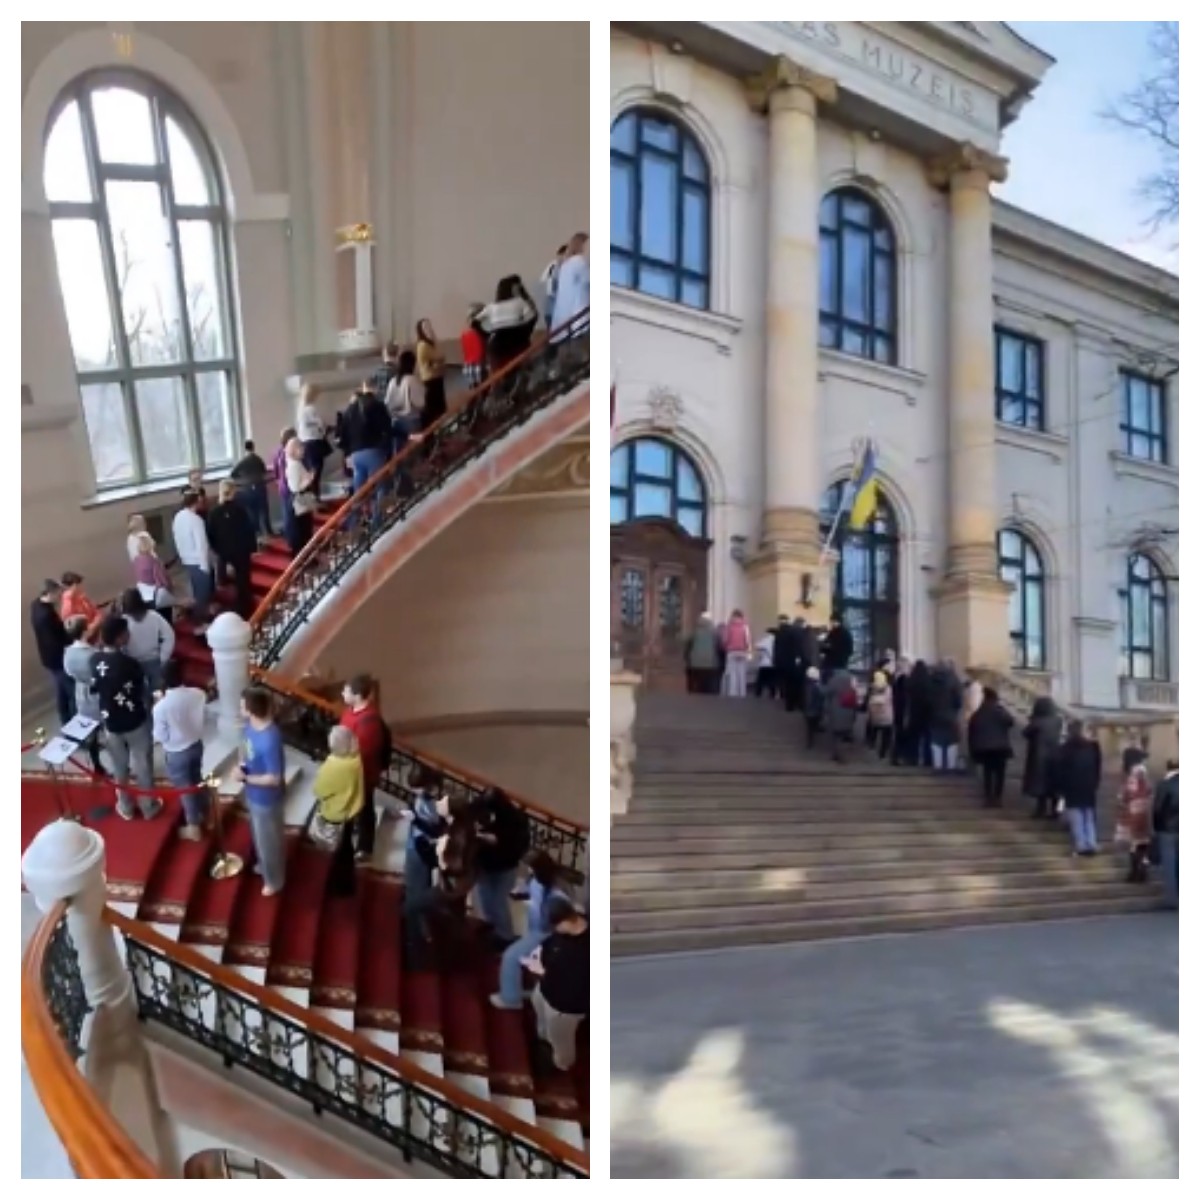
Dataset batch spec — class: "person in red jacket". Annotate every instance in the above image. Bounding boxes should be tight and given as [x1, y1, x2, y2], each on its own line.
[339, 674, 389, 862]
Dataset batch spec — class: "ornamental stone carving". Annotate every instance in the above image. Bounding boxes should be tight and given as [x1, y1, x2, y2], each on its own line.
[646, 386, 684, 430]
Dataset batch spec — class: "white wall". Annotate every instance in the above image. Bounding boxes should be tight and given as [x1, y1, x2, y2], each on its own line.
[610, 28, 1178, 710]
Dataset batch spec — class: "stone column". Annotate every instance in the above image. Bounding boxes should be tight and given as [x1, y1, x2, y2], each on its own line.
[743, 57, 838, 634]
[22, 822, 136, 1023]
[206, 612, 252, 736]
[928, 143, 1012, 668]
[610, 666, 641, 821]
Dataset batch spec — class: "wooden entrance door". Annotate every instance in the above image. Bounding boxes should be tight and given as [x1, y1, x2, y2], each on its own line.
[611, 519, 709, 692]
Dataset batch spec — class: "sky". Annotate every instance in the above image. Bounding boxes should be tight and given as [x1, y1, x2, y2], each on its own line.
[1000, 22, 1177, 272]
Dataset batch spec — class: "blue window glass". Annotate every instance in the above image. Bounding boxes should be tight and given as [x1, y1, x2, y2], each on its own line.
[997, 529, 1046, 670]
[1120, 371, 1167, 463]
[994, 328, 1045, 431]
[610, 437, 707, 538]
[1120, 553, 1170, 680]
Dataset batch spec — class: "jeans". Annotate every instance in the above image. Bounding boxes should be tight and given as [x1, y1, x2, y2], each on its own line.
[165, 740, 207, 827]
[248, 803, 287, 891]
[497, 929, 548, 1006]
[50, 668, 75, 726]
[931, 743, 959, 772]
[1157, 832, 1179, 908]
[107, 721, 156, 817]
[404, 839, 435, 945]
[724, 651, 750, 698]
[1067, 806, 1099, 853]
[185, 565, 213, 621]
[474, 868, 519, 941]
[350, 447, 388, 528]
[239, 484, 274, 537]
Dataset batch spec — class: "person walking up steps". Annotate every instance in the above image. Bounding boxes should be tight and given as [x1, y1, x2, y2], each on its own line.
[1054, 720, 1102, 857]
[684, 612, 720, 695]
[754, 626, 777, 698]
[866, 671, 894, 760]
[825, 668, 858, 763]
[721, 609, 752, 698]
[1152, 759, 1179, 910]
[239, 686, 288, 897]
[803, 665, 824, 749]
[967, 686, 1015, 806]
[153, 660, 210, 840]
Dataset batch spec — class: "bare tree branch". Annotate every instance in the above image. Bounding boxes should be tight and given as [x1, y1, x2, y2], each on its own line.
[1101, 22, 1179, 234]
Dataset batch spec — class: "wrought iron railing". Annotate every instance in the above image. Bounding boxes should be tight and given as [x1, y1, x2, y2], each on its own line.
[118, 920, 586, 1179]
[253, 670, 589, 879]
[249, 310, 590, 671]
[41, 914, 91, 1062]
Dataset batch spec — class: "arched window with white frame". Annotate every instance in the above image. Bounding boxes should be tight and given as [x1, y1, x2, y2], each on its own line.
[43, 72, 241, 490]
[1120, 553, 1170, 681]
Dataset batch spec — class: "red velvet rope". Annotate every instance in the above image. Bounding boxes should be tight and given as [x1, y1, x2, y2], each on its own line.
[21, 742, 213, 798]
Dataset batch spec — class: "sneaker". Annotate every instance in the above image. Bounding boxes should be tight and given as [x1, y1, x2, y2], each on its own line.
[178, 825, 203, 842]
[261, 885, 280, 898]
[116, 805, 135, 822]
[489, 992, 522, 1011]
[140, 799, 164, 820]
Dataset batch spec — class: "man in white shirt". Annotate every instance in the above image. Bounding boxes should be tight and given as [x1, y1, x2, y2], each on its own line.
[172, 489, 213, 630]
[550, 232, 589, 343]
[153, 659, 210, 839]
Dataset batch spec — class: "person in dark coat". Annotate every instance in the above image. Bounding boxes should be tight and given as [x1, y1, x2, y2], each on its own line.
[1022, 696, 1064, 818]
[928, 660, 964, 772]
[31, 578, 74, 726]
[905, 660, 933, 767]
[820, 614, 854, 679]
[471, 787, 530, 945]
[802, 665, 824, 749]
[968, 687, 1015, 806]
[1152, 759, 1179, 910]
[890, 657, 911, 765]
[207, 480, 259, 617]
[1053, 720, 1102, 855]
[685, 613, 721, 695]
[773, 616, 798, 710]
[793, 618, 819, 698]
[824, 668, 858, 763]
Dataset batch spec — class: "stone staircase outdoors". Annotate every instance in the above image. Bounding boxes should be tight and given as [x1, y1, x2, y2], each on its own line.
[612, 692, 1160, 957]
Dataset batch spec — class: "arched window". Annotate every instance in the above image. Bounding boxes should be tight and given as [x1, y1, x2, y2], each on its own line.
[611, 110, 711, 310]
[44, 73, 241, 490]
[1120, 553, 1170, 680]
[819, 188, 897, 364]
[997, 529, 1046, 671]
[819, 482, 899, 672]
[610, 438, 707, 538]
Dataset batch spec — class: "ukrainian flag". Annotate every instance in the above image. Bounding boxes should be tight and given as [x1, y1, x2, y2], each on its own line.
[846, 441, 880, 530]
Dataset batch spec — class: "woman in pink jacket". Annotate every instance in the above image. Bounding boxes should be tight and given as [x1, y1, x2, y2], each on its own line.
[722, 609, 752, 698]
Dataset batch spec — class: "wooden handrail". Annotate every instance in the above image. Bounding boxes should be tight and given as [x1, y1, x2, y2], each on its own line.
[248, 310, 589, 639]
[104, 908, 590, 1175]
[251, 666, 590, 833]
[21, 902, 160, 1179]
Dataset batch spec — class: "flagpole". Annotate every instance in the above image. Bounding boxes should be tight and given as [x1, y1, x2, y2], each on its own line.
[818, 437, 865, 565]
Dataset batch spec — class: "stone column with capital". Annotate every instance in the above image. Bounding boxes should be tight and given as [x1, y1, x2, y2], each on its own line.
[743, 57, 838, 635]
[928, 143, 1012, 668]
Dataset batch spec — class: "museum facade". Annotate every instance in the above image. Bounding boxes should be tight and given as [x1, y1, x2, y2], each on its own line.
[610, 21, 1178, 713]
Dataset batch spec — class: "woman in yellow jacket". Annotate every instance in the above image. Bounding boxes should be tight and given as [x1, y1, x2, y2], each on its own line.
[313, 725, 365, 896]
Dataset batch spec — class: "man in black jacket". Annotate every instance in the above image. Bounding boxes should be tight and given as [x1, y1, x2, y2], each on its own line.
[472, 787, 531, 944]
[1152, 760, 1179, 909]
[820, 612, 854, 679]
[207, 480, 259, 616]
[526, 896, 588, 1071]
[339, 383, 393, 527]
[91, 615, 163, 821]
[773, 616, 798, 710]
[31, 578, 73, 725]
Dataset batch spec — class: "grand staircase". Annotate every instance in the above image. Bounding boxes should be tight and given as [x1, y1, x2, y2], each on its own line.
[22, 318, 591, 1178]
[612, 692, 1159, 957]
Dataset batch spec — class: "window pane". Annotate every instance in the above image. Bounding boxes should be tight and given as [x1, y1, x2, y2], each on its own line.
[819, 318, 838, 348]
[633, 439, 671, 478]
[841, 541, 871, 600]
[135, 377, 192, 475]
[999, 334, 1023, 392]
[872, 253, 892, 329]
[820, 192, 839, 229]
[683, 140, 706, 182]
[682, 190, 707, 274]
[677, 460, 702, 502]
[872, 335, 893, 364]
[50, 219, 119, 371]
[1000, 393, 1024, 426]
[610, 444, 629, 486]
[91, 87, 158, 166]
[819, 232, 838, 313]
[166, 118, 212, 205]
[612, 253, 633, 287]
[1148, 386, 1164, 434]
[680, 277, 708, 309]
[641, 118, 678, 153]
[106, 180, 185, 366]
[1025, 342, 1041, 398]
[873, 224, 893, 253]
[843, 195, 871, 225]
[1132, 650, 1152, 680]
[842, 229, 871, 322]
[679, 506, 704, 538]
[611, 114, 636, 154]
[1152, 601, 1168, 678]
[44, 101, 92, 203]
[178, 221, 227, 359]
[620, 568, 645, 629]
[640, 153, 678, 264]
[873, 544, 894, 600]
[610, 494, 627, 525]
[999, 530, 1020, 560]
[196, 371, 235, 465]
[1130, 432, 1151, 460]
[842, 327, 866, 357]
[1131, 587, 1152, 643]
[80, 382, 135, 485]
[633, 482, 672, 518]
[638, 263, 676, 301]
[1128, 377, 1150, 429]
[611, 162, 634, 251]
[1026, 581, 1044, 643]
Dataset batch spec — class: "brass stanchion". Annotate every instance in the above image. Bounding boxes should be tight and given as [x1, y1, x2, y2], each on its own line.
[208, 770, 245, 880]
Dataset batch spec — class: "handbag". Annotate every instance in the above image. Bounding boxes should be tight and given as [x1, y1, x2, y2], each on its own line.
[305, 802, 343, 853]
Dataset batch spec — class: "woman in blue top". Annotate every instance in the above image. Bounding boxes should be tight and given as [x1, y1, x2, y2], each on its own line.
[403, 765, 445, 954]
[489, 850, 569, 1010]
[239, 686, 288, 897]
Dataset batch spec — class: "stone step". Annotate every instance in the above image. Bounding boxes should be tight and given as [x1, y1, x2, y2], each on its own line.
[611, 880, 1148, 935]
[610, 893, 1163, 956]
[612, 823, 1085, 849]
[617, 805, 1042, 825]
[611, 855, 1120, 892]
[612, 862, 1127, 911]
[633, 777, 978, 792]
[612, 841, 1090, 872]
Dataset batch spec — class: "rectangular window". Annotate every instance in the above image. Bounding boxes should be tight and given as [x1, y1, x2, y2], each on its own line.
[994, 328, 1045, 431]
[1120, 370, 1167, 464]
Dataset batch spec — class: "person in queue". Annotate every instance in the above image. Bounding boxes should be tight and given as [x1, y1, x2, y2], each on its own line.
[239, 686, 288, 897]
[339, 674, 390, 864]
[472, 786, 531, 945]
[152, 658, 210, 841]
[207, 479, 258, 617]
[119, 588, 175, 703]
[62, 615, 107, 777]
[523, 896, 589, 1072]
[490, 850, 571, 1011]
[312, 724, 365, 897]
[31, 578, 73, 725]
